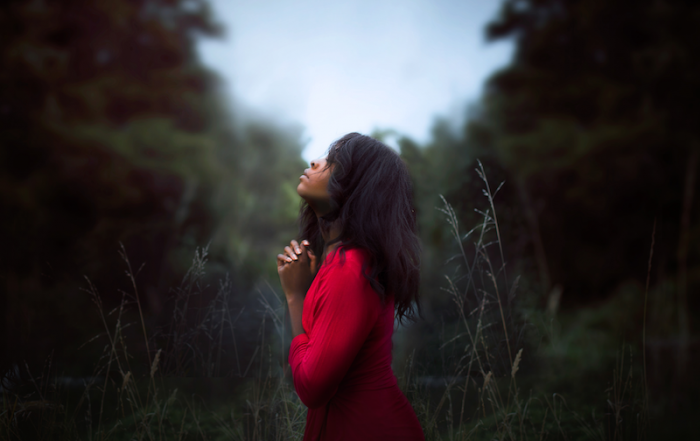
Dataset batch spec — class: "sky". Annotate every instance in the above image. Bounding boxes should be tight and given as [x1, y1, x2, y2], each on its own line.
[198, 0, 513, 162]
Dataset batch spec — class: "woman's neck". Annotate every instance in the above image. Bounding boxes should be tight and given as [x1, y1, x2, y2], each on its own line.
[319, 217, 342, 262]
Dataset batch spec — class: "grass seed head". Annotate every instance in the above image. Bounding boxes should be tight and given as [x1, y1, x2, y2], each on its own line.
[483, 371, 493, 390]
[150, 349, 162, 378]
[512, 348, 523, 379]
[121, 371, 131, 390]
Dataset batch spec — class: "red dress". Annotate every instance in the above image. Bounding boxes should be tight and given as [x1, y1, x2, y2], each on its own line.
[289, 246, 424, 440]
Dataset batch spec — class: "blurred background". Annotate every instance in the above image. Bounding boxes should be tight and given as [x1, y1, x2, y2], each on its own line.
[1, 0, 698, 439]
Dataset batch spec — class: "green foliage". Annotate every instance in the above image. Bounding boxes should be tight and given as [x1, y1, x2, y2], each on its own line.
[399, 0, 700, 309]
[0, 0, 306, 375]
[399, 120, 526, 317]
[477, 0, 700, 298]
[394, 3, 700, 437]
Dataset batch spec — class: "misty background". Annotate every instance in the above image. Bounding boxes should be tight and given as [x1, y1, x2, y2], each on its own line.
[198, 0, 512, 161]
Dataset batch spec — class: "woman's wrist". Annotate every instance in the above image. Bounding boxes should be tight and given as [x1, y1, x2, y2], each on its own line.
[286, 294, 305, 337]
[285, 291, 306, 303]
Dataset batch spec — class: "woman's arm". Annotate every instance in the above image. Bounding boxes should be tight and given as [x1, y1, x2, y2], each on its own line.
[288, 254, 381, 409]
[286, 296, 305, 338]
[277, 239, 318, 338]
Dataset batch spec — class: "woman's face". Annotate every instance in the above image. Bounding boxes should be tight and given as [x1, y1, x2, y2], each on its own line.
[297, 157, 334, 216]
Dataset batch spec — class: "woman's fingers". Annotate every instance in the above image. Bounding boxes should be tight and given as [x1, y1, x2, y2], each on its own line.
[284, 245, 298, 261]
[301, 239, 318, 274]
[278, 239, 313, 270]
[295, 239, 310, 265]
[301, 240, 313, 258]
[301, 240, 313, 259]
[277, 253, 291, 268]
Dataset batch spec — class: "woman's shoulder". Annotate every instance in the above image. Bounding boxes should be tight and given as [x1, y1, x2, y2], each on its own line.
[316, 246, 380, 305]
[317, 246, 372, 284]
[323, 245, 369, 270]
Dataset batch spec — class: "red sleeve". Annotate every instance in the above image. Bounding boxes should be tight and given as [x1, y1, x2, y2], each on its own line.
[288, 253, 380, 409]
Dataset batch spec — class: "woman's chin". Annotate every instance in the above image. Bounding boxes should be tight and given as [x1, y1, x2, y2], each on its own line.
[297, 188, 314, 206]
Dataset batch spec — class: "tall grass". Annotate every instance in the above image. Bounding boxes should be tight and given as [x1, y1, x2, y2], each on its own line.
[0, 163, 649, 440]
[398, 161, 649, 440]
[1, 243, 307, 440]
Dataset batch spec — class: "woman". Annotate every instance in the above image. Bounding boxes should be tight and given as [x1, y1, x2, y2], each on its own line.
[276, 133, 424, 440]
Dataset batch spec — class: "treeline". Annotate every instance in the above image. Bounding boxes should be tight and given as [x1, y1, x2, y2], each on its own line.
[0, 0, 305, 376]
[403, 0, 699, 315]
[400, 2, 699, 424]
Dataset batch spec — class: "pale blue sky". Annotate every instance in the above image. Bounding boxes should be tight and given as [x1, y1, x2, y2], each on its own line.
[199, 0, 513, 162]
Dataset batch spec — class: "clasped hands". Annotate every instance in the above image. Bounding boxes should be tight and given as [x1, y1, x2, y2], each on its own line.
[276, 239, 319, 301]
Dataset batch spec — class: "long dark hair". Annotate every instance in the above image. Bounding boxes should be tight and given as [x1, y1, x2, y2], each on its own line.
[298, 132, 421, 323]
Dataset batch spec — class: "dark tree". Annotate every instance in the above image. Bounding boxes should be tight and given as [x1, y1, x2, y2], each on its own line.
[0, 0, 306, 375]
[479, 0, 700, 306]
